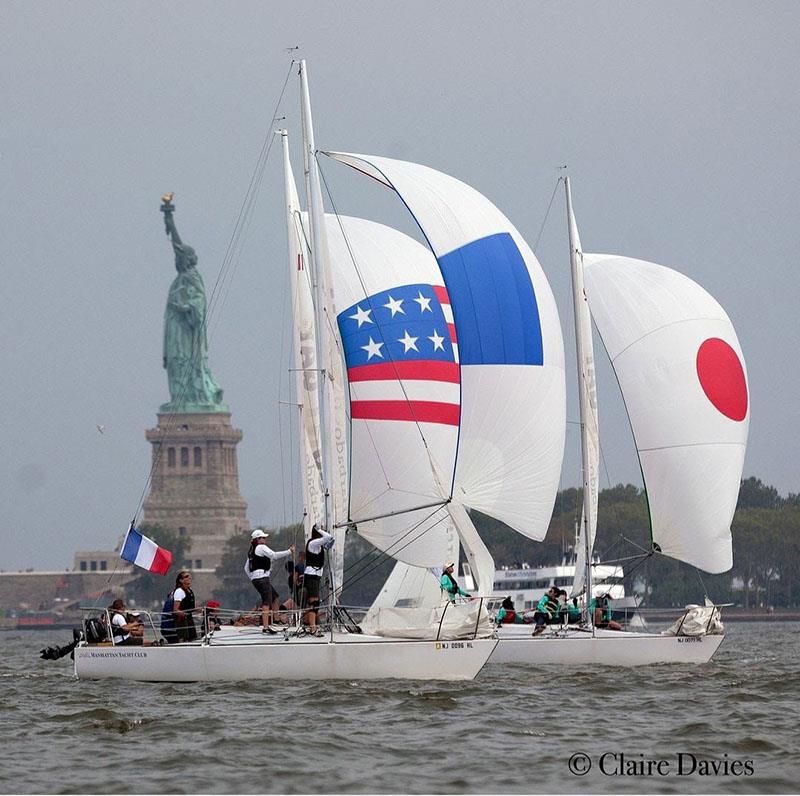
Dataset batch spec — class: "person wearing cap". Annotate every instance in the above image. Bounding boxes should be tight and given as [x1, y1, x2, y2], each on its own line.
[440, 563, 472, 604]
[244, 529, 295, 634]
[495, 596, 523, 625]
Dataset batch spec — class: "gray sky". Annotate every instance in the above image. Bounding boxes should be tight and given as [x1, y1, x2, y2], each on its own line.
[3, 2, 797, 571]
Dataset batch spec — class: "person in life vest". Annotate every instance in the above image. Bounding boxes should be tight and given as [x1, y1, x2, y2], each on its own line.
[495, 596, 523, 625]
[244, 529, 295, 634]
[108, 598, 139, 646]
[531, 587, 560, 636]
[172, 570, 198, 642]
[303, 525, 335, 636]
[590, 592, 622, 631]
[440, 563, 473, 604]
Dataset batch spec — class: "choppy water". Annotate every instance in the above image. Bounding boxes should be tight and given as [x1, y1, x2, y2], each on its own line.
[1, 622, 798, 794]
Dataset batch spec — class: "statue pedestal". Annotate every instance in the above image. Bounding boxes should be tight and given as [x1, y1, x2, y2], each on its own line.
[142, 412, 249, 571]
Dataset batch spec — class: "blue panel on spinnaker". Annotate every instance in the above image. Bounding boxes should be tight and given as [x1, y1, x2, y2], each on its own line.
[437, 232, 543, 365]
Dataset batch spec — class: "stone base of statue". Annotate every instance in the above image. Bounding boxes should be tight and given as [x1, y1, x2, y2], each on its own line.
[142, 412, 249, 571]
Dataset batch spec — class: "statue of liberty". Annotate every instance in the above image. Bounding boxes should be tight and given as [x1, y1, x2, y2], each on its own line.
[159, 193, 226, 413]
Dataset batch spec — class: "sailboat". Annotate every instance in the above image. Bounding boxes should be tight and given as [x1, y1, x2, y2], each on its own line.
[487, 177, 749, 664]
[345, 167, 749, 665]
[73, 61, 499, 682]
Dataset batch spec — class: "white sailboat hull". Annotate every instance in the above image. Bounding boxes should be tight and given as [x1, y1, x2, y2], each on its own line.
[490, 626, 724, 666]
[73, 633, 498, 682]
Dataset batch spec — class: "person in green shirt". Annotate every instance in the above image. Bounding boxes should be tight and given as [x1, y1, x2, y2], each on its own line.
[495, 596, 523, 625]
[557, 589, 582, 625]
[440, 563, 473, 604]
[589, 593, 622, 630]
[531, 587, 559, 636]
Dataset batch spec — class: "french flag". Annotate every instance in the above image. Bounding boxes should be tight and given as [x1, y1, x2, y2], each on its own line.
[120, 525, 173, 575]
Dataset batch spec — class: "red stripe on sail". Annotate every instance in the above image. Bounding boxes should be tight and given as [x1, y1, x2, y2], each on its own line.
[433, 285, 450, 304]
[447, 323, 457, 342]
[347, 360, 460, 383]
[151, 547, 173, 576]
[351, 400, 460, 426]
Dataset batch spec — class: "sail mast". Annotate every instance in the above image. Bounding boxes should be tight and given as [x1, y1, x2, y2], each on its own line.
[299, 60, 333, 536]
[565, 177, 599, 622]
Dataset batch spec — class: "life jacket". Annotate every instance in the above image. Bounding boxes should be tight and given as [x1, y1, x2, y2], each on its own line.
[160, 593, 176, 641]
[500, 609, 517, 624]
[248, 544, 272, 575]
[305, 539, 325, 570]
[110, 612, 129, 642]
[176, 587, 195, 613]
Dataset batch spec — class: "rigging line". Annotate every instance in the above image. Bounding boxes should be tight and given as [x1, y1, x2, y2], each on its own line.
[337, 505, 445, 589]
[316, 158, 451, 499]
[596, 552, 652, 566]
[694, 565, 709, 598]
[616, 532, 652, 556]
[339, 508, 444, 585]
[533, 176, 564, 255]
[335, 511, 450, 598]
[617, 549, 653, 584]
[206, 59, 295, 315]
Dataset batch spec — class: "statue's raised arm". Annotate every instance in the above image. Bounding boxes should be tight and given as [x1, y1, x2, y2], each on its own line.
[161, 192, 181, 238]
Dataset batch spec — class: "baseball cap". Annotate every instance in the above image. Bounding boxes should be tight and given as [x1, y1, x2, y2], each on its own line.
[251, 529, 269, 540]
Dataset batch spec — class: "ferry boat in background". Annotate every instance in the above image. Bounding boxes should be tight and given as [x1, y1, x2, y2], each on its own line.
[461, 551, 644, 627]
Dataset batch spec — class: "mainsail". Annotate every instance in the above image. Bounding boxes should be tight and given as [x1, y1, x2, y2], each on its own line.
[280, 131, 324, 538]
[565, 178, 599, 597]
[583, 253, 749, 573]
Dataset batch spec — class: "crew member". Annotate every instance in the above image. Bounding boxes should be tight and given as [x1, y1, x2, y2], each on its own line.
[304, 525, 334, 636]
[440, 562, 472, 604]
[172, 571, 198, 642]
[244, 530, 295, 634]
[531, 587, 559, 636]
[108, 598, 138, 646]
[495, 596, 523, 625]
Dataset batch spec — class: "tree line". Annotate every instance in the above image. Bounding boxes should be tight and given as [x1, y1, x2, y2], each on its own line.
[128, 477, 800, 610]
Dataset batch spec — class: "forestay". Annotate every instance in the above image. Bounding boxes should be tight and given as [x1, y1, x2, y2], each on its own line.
[583, 254, 749, 573]
[325, 152, 566, 544]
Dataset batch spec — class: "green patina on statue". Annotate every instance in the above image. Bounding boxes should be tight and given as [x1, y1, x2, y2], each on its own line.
[159, 193, 227, 413]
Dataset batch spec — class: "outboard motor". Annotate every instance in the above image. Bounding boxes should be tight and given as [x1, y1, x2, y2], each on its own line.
[39, 628, 82, 661]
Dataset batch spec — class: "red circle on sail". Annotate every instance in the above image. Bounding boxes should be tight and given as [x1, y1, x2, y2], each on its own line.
[696, 338, 748, 421]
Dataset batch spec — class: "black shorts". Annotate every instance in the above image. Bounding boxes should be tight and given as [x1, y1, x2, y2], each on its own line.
[305, 574, 321, 602]
[251, 577, 277, 606]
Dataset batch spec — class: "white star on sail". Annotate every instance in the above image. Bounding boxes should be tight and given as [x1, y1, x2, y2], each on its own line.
[428, 329, 445, 352]
[383, 295, 405, 317]
[361, 337, 384, 360]
[413, 291, 432, 313]
[398, 330, 419, 353]
[349, 305, 373, 327]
